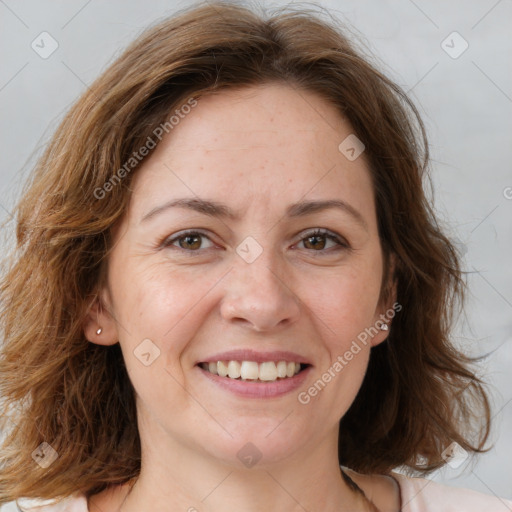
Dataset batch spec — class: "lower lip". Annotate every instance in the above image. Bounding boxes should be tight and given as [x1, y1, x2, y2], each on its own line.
[196, 364, 312, 398]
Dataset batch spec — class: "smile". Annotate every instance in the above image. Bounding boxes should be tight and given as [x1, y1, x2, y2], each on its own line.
[199, 360, 308, 382]
[196, 360, 312, 398]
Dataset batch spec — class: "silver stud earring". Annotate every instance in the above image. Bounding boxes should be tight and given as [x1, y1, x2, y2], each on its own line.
[380, 323, 389, 331]
[96, 327, 103, 335]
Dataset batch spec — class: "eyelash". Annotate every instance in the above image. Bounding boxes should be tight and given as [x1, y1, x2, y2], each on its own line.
[161, 228, 349, 254]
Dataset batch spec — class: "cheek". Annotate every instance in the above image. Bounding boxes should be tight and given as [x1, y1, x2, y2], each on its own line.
[298, 260, 383, 349]
[297, 265, 378, 415]
[110, 259, 222, 359]
[110, 262, 222, 413]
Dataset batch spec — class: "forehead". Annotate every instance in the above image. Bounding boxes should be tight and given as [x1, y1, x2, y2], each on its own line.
[159, 83, 352, 159]
[128, 83, 375, 224]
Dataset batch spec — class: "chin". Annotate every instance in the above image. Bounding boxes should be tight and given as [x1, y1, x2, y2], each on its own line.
[201, 424, 306, 469]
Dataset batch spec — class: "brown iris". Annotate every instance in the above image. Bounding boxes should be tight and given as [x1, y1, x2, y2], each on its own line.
[178, 234, 202, 250]
[303, 234, 327, 250]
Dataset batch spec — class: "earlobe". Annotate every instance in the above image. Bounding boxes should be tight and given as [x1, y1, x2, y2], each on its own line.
[370, 318, 392, 347]
[83, 291, 119, 346]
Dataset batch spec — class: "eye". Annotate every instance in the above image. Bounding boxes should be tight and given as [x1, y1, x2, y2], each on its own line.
[160, 228, 348, 254]
[296, 229, 348, 252]
[163, 230, 215, 251]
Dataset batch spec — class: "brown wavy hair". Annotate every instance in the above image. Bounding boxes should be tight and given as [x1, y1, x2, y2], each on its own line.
[0, 0, 491, 504]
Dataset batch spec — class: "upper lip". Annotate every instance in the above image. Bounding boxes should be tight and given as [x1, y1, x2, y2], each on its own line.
[197, 349, 312, 365]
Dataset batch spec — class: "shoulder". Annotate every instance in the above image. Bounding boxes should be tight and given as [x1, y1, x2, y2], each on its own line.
[391, 472, 512, 512]
[14, 494, 88, 512]
[344, 467, 512, 512]
[11, 480, 133, 512]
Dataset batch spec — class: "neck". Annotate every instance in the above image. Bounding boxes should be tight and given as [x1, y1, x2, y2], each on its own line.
[110, 423, 369, 512]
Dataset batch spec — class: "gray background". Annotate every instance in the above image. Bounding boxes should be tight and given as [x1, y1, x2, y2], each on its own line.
[0, 0, 511, 508]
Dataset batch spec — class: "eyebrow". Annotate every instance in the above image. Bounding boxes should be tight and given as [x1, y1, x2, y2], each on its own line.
[141, 197, 368, 230]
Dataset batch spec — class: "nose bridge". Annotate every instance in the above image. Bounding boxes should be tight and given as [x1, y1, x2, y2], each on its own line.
[240, 247, 283, 294]
[220, 241, 300, 331]
[235, 241, 287, 300]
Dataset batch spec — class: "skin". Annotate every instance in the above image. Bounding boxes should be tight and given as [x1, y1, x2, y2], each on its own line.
[84, 83, 400, 512]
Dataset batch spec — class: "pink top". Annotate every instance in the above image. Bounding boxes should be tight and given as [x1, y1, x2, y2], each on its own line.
[14, 473, 512, 511]
[392, 473, 512, 511]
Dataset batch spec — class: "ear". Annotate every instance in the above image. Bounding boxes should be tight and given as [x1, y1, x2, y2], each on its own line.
[370, 252, 398, 348]
[83, 288, 119, 346]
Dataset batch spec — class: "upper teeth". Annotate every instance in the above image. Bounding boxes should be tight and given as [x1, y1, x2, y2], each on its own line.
[201, 361, 302, 381]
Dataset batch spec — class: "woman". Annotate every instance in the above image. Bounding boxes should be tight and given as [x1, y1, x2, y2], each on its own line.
[0, 2, 510, 511]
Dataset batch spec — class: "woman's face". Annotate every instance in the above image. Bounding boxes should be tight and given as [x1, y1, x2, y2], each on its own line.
[91, 83, 394, 468]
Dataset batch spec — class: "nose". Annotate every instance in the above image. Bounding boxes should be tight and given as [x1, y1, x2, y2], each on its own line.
[220, 253, 301, 332]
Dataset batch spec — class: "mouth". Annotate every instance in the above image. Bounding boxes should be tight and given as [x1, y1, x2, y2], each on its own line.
[195, 359, 313, 398]
[197, 360, 312, 383]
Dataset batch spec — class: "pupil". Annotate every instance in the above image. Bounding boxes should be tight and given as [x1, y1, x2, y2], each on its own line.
[306, 235, 325, 250]
[181, 235, 201, 249]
